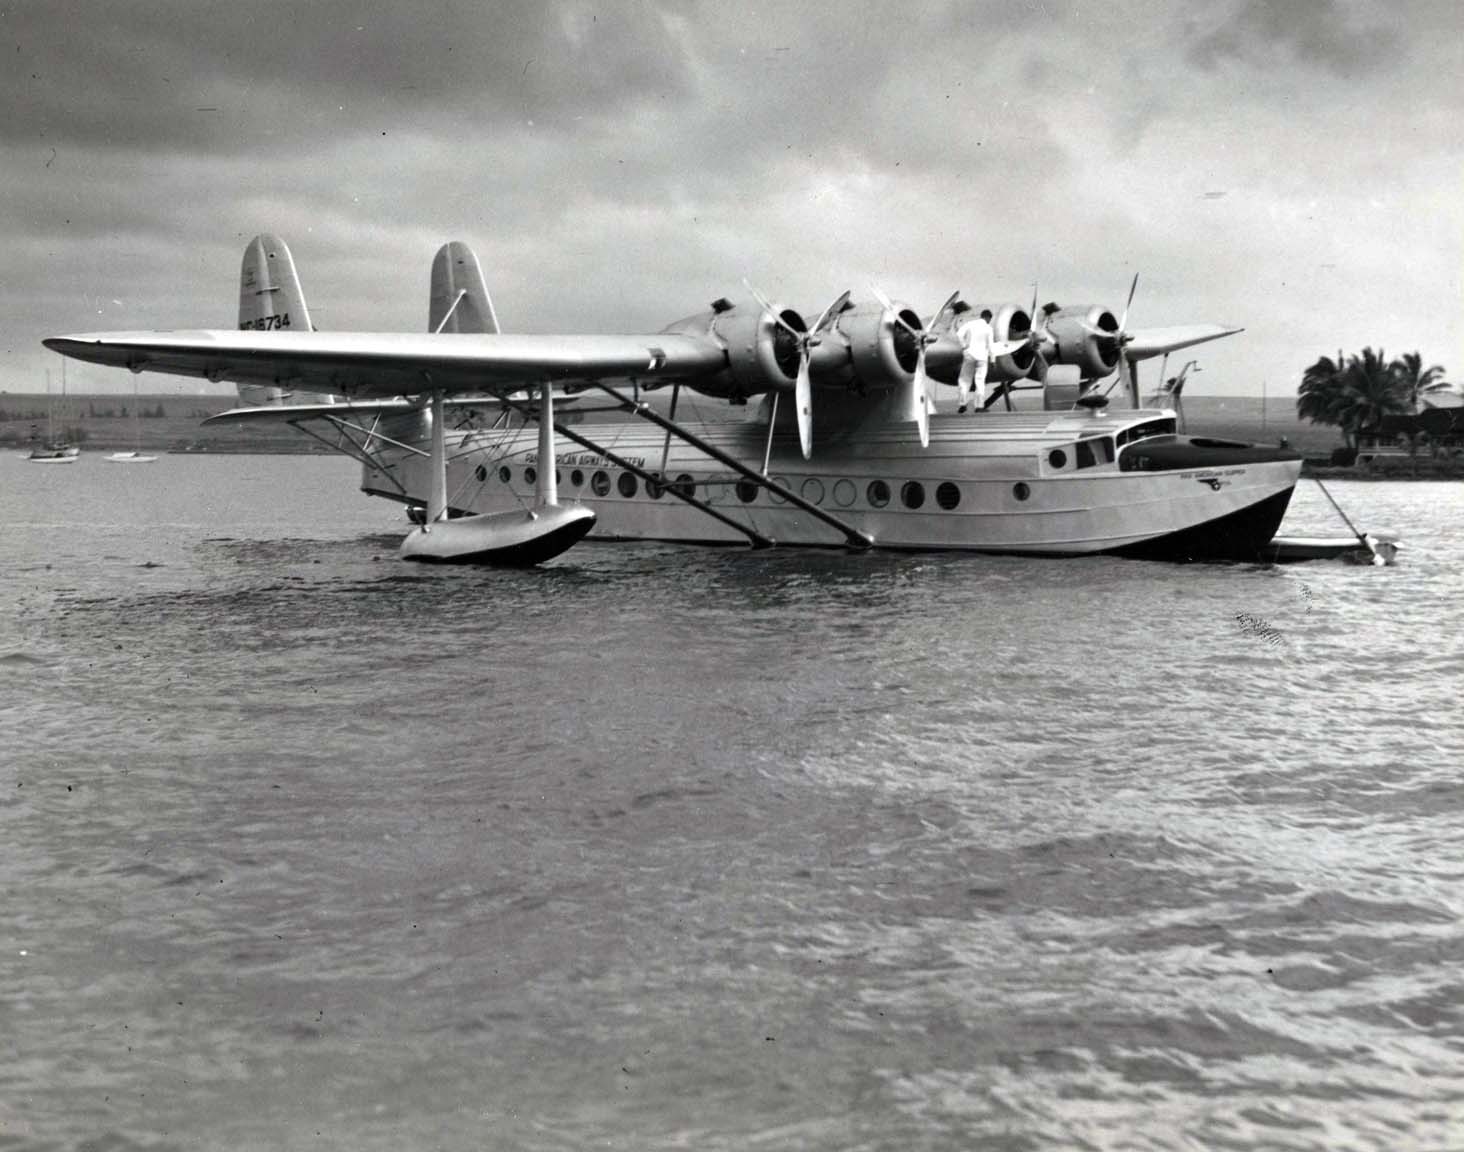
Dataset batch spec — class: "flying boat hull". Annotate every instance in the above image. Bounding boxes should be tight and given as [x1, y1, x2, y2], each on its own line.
[364, 408, 1302, 562]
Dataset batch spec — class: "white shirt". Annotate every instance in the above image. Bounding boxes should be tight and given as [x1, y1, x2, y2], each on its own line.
[958, 315, 994, 361]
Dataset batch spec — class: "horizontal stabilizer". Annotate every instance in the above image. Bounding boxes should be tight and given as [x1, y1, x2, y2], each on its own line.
[1126, 325, 1243, 361]
[202, 393, 581, 425]
[204, 399, 417, 424]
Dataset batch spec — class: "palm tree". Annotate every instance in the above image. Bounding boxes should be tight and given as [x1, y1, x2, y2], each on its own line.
[1297, 352, 1348, 426]
[1297, 348, 1410, 455]
[1340, 347, 1408, 450]
[1392, 351, 1446, 413]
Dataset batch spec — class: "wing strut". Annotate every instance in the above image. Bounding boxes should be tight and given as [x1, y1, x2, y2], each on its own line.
[587, 381, 873, 550]
[500, 395, 775, 549]
[426, 391, 448, 526]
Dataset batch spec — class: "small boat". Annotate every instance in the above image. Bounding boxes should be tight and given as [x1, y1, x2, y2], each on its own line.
[105, 382, 158, 462]
[27, 442, 80, 463]
[27, 364, 81, 462]
[1261, 532, 1399, 565]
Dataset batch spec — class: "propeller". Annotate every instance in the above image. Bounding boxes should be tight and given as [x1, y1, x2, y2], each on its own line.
[1083, 273, 1141, 402]
[1021, 283, 1055, 382]
[870, 285, 958, 448]
[743, 280, 849, 460]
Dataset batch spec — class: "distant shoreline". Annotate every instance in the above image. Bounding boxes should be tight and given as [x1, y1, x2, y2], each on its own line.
[2, 391, 1458, 477]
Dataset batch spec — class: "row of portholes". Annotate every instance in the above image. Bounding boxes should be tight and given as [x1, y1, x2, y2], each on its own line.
[477, 464, 1032, 510]
[477, 463, 694, 501]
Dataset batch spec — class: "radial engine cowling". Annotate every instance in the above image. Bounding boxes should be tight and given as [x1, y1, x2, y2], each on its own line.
[662, 298, 803, 401]
[991, 303, 1035, 378]
[1045, 305, 1120, 379]
[809, 299, 921, 390]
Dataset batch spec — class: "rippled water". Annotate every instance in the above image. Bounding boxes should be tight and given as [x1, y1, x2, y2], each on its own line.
[3, 453, 1462, 1150]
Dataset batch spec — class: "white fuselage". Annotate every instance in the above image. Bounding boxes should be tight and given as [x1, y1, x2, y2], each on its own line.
[360, 405, 1302, 557]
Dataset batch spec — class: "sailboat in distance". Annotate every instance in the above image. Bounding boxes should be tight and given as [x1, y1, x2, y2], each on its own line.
[27, 364, 80, 463]
[105, 380, 158, 463]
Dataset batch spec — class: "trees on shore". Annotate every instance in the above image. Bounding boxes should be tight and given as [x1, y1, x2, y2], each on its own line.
[1296, 348, 1447, 453]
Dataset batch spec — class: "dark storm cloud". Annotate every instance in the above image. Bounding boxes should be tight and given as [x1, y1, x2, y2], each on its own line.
[1, 1, 694, 152]
[3, 0, 1461, 394]
[1187, 0, 1400, 75]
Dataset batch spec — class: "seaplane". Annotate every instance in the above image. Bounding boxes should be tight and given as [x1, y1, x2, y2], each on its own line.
[45, 234, 1307, 566]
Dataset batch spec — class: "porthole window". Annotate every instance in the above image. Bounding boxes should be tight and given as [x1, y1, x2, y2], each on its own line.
[498, 465, 512, 484]
[901, 481, 926, 510]
[832, 479, 857, 507]
[647, 472, 665, 499]
[768, 476, 789, 504]
[867, 480, 891, 508]
[801, 478, 825, 505]
[736, 478, 759, 503]
[570, 468, 585, 487]
[617, 471, 638, 498]
[475, 464, 487, 483]
[591, 470, 611, 496]
[1048, 448, 1068, 470]
[525, 466, 537, 485]
[935, 481, 961, 510]
[673, 473, 695, 500]
[1013, 482, 1031, 501]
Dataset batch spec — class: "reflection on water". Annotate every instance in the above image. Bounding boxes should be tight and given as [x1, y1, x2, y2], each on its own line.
[2, 455, 1462, 1150]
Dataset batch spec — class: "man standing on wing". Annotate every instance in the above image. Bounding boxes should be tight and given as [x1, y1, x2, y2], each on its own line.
[956, 305, 995, 413]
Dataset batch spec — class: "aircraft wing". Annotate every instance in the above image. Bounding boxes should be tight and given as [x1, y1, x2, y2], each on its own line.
[43, 329, 727, 399]
[1126, 325, 1243, 361]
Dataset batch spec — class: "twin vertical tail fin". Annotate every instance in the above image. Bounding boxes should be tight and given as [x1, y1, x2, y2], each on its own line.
[235, 233, 335, 406]
[429, 241, 499, 334]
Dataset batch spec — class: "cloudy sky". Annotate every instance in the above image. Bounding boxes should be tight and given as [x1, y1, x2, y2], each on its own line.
[2, 0, 1459, 396]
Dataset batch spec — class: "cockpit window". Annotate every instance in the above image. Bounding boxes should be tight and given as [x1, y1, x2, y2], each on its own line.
[1115, 419, 1175, 448]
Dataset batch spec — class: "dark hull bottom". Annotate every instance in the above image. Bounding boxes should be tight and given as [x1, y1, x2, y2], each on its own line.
[1114, 488, 1296, 562]
[402, 514, 596, 566]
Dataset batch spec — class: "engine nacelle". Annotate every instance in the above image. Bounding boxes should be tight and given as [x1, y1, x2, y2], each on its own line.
[1044, 305, 1120, 379]
[809, 299, 922, 391]
[661, 298, 804, 401]
[991, 303, 1035, 379]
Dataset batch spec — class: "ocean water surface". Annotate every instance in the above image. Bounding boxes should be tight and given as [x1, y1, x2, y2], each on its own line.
[2, 453, 1462, 1150]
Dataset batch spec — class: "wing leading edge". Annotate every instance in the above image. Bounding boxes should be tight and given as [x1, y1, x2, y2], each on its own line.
[42, 329, 727, 400]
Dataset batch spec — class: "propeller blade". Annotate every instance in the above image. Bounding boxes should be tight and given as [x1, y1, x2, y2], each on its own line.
[742, 278, 803, 339]
[1120, 272, 1138, 333]
[796, 353, 812, 460]
[868, 283, 924, 340]
[812, 289, 851, 334]
[926, 289, 963, 335]
[914, 344, 930, 448]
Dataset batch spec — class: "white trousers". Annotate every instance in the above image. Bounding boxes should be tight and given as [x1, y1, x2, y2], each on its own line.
[958, 357, 988, 410]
